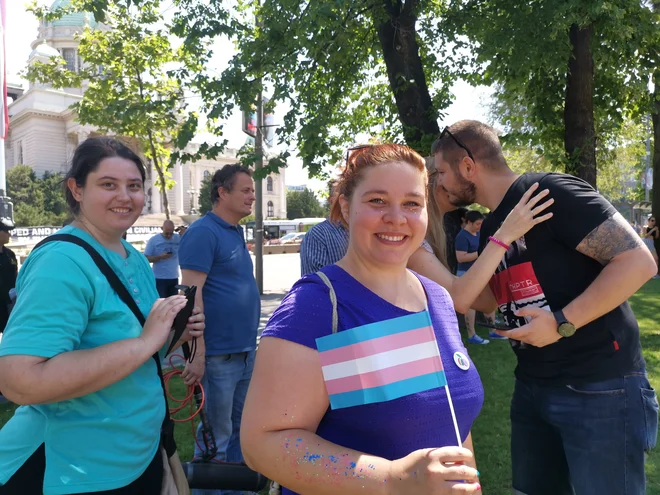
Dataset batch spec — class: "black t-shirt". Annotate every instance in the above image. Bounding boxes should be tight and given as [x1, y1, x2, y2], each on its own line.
[478, 173, 644, 385]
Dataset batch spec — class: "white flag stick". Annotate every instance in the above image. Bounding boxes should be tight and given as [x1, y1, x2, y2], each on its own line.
[444, 384, 462, 446]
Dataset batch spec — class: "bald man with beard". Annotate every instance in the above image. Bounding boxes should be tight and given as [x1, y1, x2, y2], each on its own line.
[144, 219, 181, 297]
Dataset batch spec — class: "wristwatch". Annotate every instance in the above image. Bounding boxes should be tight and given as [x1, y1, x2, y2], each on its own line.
[553, 309, 577, 338]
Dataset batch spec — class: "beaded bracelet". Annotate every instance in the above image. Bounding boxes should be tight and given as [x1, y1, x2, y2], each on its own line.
[488, 236, 510, 251]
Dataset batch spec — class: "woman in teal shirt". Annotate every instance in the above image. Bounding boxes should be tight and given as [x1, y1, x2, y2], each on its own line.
[0, 137, 204, 494]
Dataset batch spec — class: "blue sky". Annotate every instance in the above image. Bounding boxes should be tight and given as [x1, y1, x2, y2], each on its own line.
[6, 1, 491, 190]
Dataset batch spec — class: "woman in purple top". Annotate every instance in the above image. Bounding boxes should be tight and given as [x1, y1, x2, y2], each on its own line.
[241, 144, 484, 495]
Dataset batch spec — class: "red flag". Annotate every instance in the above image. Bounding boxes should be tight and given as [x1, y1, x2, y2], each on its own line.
[0, 0, 7, 139]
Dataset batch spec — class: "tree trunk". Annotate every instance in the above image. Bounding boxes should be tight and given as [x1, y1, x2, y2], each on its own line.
[373, 2, 439, 154]
[652, 70, 660, 222]
[564, 23, 597, 188]
[134, 68, 170, 219]
[149, 139, 171, 220]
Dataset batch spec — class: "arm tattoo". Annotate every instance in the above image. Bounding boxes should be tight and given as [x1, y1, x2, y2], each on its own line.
[576, 213, 645, 265]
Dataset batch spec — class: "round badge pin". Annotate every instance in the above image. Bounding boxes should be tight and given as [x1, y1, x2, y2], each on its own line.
[453, 351, 470, 371]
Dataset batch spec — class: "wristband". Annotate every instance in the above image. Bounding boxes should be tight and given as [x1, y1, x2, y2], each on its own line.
[488, 236, 510, 251]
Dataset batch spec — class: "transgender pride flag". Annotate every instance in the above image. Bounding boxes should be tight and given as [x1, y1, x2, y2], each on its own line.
[316, 310, 447, 410]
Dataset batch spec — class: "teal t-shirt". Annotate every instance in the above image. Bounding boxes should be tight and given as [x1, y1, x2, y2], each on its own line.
[0, 226, 163, 494]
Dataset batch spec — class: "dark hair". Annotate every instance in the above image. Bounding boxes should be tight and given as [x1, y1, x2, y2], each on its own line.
[65, 137, 145, 215]
[431, 120, 507, 170]
[465, 210, 484, 223]
[330, 144, 427, 227]
[211, 164, 253, 204]
[456, 207, 468, 221]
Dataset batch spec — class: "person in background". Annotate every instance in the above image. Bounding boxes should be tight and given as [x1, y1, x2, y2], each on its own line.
[443, 207, 468, 275]
[0, 219, 17, 336]
[434, 119, 658, 495]
[144, 220, 181, 298]
[179, 164, 260, 495]
[0, 137, 204, 494]
[642, 216, 659, 278]
[242, 143, 484, 495]
[454, 210, 506, 344]
[299, 218, 349, 276]
[176, 225, 188, 237]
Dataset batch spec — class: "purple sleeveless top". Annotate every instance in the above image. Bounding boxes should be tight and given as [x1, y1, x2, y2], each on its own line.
[261, 265, 484, 495]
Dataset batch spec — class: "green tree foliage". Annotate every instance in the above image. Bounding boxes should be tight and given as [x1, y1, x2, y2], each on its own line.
[239, 214, 256, 226]
[197, 175, 213, 215]
[501, 119, 646, 203]
[28, 0, 655, 203]
[596, 119, 647, 203]
[286, 188, 324, 220]
[641, 1, 660, 217]
[27, 0, 199, 219]
[41, 0, 458, 177]
[42, 172, 70, 224]
[169, 0, 460, 177]
[6, 166, 69, 226]
[446, 0, 655, 187]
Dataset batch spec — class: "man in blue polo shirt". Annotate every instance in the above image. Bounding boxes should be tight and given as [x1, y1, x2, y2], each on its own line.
[144, 220, 180, 297]
[179, 164, 259, 495]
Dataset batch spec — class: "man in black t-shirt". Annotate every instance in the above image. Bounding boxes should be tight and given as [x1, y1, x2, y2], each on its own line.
[0, 219, 17, 334]
[432, 120, 659, 495]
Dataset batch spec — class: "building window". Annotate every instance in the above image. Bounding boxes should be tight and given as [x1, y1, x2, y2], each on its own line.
[267, 201, 274, 218]
[204, 170, 211, 179]
[267, 176, 273, 192]
[61, 48, 76, 72]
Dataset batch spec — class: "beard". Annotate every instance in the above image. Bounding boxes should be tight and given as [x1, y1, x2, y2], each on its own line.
[446, 174, 477, 207]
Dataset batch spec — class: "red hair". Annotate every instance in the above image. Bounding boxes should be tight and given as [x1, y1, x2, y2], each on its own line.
[329, 144, 427, 227]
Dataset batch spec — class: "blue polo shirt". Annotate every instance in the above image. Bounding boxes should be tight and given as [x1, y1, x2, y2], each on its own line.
[0, 225, 163, 494]
[455, 228, 480, 272]
[144, 232, 180, 279]
[178, 212, 260, 355]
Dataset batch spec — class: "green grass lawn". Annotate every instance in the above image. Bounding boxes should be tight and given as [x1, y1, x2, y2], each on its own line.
[1, 280, 659, 494]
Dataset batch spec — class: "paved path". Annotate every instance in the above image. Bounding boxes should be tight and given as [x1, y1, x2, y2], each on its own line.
[165, 253, 300, 365]
[258, 291, 287, 336]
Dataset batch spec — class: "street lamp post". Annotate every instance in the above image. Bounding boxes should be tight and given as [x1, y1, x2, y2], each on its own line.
[646, 115, 652, 203]
[187, 187, 197, 214]
[255, 91, 264, 295]
[253, 0, 264, 295]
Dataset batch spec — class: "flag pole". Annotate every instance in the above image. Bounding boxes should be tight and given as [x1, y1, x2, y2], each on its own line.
[424, 304, 462, 446]
[444, 384, 462, 447]
[0, 0, 12, 224]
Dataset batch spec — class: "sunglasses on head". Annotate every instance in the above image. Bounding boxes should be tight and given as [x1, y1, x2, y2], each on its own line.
[343, 144, 373, 163]
[438, 127, 474, 161]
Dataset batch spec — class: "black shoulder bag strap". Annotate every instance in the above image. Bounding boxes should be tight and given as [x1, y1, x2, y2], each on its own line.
[34, 234, 177, 456]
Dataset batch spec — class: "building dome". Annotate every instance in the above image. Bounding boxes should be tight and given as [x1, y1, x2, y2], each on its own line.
[49, 0, 97, 28]
[29, 40, 61, 60]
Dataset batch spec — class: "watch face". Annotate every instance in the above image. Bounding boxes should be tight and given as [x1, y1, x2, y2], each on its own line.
[558, 322, 577, 337]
